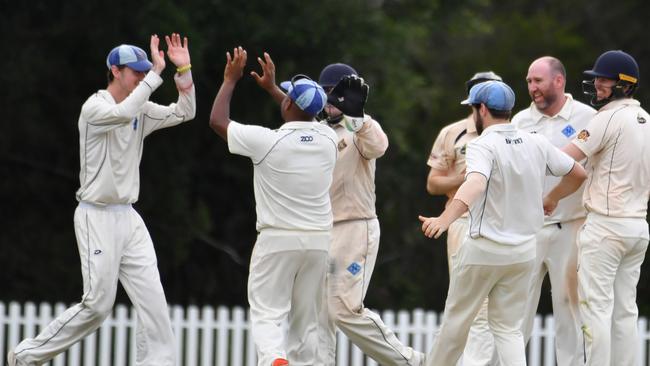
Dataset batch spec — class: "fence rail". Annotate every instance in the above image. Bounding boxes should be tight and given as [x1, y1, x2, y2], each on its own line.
[1, 301, 648, 365]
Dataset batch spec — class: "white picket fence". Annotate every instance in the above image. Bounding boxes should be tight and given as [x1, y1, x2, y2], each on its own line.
[1, 301, 649, 366]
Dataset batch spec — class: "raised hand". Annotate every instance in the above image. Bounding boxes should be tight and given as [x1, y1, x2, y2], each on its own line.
[251, 52, 276, 91]
[224, 46, 247, 83]
[165, 33, 190, 69]
[150, 34, 165, 75]
[327, 75, 369, 118]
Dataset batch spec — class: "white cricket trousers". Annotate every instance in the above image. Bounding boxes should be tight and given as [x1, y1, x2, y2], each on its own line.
[426, 237, 534, 366]
[447, 218, 496, 366]
[522, 218, 584, 366]
[318, 218, 420, 366]
[248, 230, 329, 366]
[577, 213, 649, 366]
[12, 202, 175, 366]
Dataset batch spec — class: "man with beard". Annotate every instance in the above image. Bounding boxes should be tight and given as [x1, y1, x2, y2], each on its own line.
[512, 56, 595, 365]
[419, 80, 586, 366]
[426, 71, 503, 366]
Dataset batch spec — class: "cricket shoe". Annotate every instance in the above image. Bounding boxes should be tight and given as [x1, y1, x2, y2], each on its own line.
[272, 358, 289, 366]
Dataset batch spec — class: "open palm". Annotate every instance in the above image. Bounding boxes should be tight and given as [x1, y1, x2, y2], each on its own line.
[165, 33, 190, 68]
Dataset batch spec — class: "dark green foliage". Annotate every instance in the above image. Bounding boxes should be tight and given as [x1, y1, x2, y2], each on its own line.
[1, 0, 649, 315]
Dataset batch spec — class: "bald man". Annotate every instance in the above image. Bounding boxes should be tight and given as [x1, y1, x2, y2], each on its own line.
[512, 56, 596, 366]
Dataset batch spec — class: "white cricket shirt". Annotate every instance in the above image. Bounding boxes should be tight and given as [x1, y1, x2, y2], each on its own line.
[512, 94, 596, 224]
[571, 98, 650, 218]
[466, 123, 575, 247]
[75, 71, 196, 205]
[228, 120, 338, 233]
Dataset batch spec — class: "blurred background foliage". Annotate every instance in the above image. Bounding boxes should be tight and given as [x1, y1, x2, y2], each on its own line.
[2, 0, 649, 314]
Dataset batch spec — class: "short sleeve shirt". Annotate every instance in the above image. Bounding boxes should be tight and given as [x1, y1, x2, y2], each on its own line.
[427, 116, 478, 203]
[571, 98, 650, 218]
[466, 123, 575, 245]
[228, 120, 338, 231]
[512, 94, 596, 223]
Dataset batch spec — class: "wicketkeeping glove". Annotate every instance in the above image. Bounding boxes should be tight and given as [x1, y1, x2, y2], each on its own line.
[327, 75, 369, 118]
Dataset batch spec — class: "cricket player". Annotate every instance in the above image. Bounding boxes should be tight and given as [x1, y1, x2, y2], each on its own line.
[427, 71, 503, 366]
[419, 80, 587, 366]
[512, 56, 596, 366]
[7, 34, 196, 366]
[316, 63, 425, 366]
[209, 47, 337, 366]
[559, 50, 650, 366]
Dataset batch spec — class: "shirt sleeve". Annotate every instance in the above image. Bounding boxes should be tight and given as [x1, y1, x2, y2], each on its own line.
[571, 114, 609, 157]
[81, 72, 162, 133]
[427, 126, 452, 170]
[465, 139, 493, 179]
[542, 137, 575, 176]
[227, 121, 278, 162]
[141, 71, 196, 136]
[354, 117, 389, 160]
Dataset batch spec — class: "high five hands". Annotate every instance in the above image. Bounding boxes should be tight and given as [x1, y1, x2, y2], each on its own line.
[150, 33, 191, 75]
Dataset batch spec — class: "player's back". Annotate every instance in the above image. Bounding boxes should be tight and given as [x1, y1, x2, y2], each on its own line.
[467, 124, 572, 245]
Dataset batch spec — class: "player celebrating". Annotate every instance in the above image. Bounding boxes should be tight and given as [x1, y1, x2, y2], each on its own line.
[419, 80, 586, 365]
[7, 34, 195, 366]
[559, 50, 650, 366]
[512, 56, 596, 365]
[427, 71, 502, 366]
[209, 47, 337, 366]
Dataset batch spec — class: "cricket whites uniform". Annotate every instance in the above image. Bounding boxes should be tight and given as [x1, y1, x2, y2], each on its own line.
[570, 98, 650, 366]
[228, 120, 337, 366]
[318, 116, 423, 366]
[512, 94, 596, 366]
[426, 124, 576, 366]
[11, 71, 196, 366]
[427, 116, 496, 366]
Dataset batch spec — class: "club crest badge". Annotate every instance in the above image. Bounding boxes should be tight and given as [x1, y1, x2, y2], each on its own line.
[562, 124, 576, 137]
[638, 115, 647, 124]
[577, 129, 590, 142]
[338, 139, 347, 151]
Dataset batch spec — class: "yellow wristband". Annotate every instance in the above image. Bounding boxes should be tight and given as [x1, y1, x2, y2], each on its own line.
[176, 64, 192, 74]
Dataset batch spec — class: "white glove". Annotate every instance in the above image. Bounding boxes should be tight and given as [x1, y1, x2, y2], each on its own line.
[342, 115, 365, 132]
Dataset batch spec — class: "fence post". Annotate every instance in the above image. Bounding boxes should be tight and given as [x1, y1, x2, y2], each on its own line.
[200, 305, 215, 366]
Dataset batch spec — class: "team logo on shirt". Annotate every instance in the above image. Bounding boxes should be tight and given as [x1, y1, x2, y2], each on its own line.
[577, 129, 590, 142]
[347, 262, 362, 276]
[561, 124, 576, 137]
[300, 135, 314, 142]
[459, 144, 467, 155]
[338, 139, 347, 151]
[132, 117, 138, 130]
[638, 115, 647, 124]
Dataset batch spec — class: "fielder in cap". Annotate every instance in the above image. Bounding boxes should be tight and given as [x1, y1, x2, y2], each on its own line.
[426, 71, 503, 366]
[419, 80, 587, 365]
[8, 33, 195, 366]
[512, 56, 596, 366]
[209, 47, 337, 366]
[559, 50, 650, 366]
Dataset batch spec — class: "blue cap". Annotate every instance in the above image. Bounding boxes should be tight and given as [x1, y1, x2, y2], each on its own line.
[106, 44, 152, 72]
[280, 77, 328, 117]
[461, 80, 515, 111]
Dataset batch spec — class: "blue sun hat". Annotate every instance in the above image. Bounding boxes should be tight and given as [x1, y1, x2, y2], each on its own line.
[461, 80, 515, 111]
[106, 44, 152, 72]
[280, 75, 327, 117]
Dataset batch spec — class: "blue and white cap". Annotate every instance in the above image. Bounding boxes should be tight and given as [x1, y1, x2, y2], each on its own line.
[461, 80, 515, 111]
[280, 76, 327, 117]
[106, 44, 152, 72]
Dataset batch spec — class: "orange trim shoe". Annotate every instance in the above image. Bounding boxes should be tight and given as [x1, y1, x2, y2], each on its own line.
[271, 358, 289, 366]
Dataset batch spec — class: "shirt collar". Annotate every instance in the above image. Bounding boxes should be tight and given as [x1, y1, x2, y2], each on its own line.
[529, 93, 574, 122]
[482, 122, 515, 135]
[600, 98, 640, 111]
[280, 121, 319, 130]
